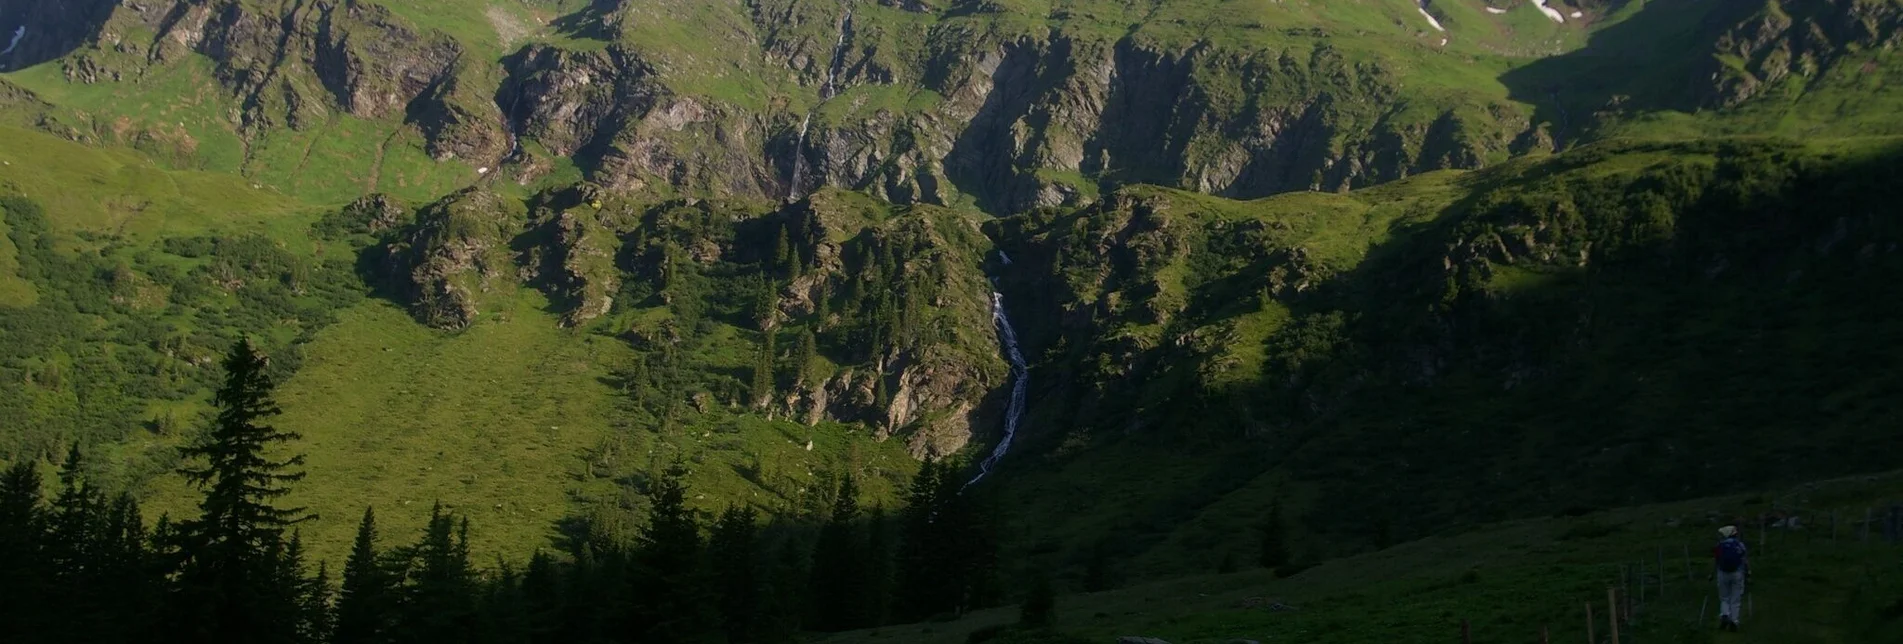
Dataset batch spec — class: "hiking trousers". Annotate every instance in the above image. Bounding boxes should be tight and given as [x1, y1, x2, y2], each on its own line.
[1716, 570, 1746, 623]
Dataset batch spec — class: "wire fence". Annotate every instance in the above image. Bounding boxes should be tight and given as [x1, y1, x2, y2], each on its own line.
[1454, 501, 1901, 644]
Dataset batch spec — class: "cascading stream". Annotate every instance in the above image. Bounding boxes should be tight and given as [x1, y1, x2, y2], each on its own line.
[966, 252, 1028, 487]
[786, 8, 854, 201]
[1, 25, 25, 56]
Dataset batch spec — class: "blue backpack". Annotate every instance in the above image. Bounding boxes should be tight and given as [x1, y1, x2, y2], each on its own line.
[1716, 539, 1746, 573]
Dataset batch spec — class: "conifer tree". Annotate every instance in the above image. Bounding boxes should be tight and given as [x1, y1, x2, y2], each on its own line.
[863, 505, 894, 626]
[634, 463, 719, 642]
[772, 224, 795, 276]
[1018, 568, 1056, 629]
[1258, 497, 1289, 571]
[752, 331, 777, 407]
[788, 327, 818, 386]
[394, 503, 475, 642]
[0, 461, 47, 639]
[520, 551, 563, 644]
[809, 474, 866, 630]
[896, 461, 945, 621]
[47, 445, 111, 638]
[335, 507, 396, 644]
[170, 338, 312, 643]
[709, 505, 761, 642]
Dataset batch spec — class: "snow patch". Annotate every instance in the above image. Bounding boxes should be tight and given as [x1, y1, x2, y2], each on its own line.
[1416, 5, 1446, 32]
[1, 26, 25, 56]
[1531, 0, 1566, 23]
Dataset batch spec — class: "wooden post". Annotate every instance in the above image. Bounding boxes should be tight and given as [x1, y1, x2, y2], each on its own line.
[1586, 602, 1596, 644]
[1542, 624, 1550, 644]
[1461, 619, 1472, 644]
[1624, 565, 1634, 624]
[1639, 559, 1647, 604]
[1658, 547, 1667, 596]
[1684, 544, 1695, 582]
[1608, 588, 1621, 644]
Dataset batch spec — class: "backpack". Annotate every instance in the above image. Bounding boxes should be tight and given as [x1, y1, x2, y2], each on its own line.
[1716, 539, 1746, 573]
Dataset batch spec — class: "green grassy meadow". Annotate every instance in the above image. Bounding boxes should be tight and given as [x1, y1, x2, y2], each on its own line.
[830, 473, 1903, 644]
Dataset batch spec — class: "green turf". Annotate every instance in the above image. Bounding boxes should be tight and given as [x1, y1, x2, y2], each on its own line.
[827, 473, 1903, 644]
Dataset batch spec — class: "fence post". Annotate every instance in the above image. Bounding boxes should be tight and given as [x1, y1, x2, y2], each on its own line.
[1684, 544, 1694, 583]
[1462, 619, 1472, 644]
[1865, 507, 1874, 542]
[1832, 510, 1838, 542]
[1608, 588, 1621, 644]
[1542, 624, 1550, 644]
[1639, 559, 1647, 604]
[1586, 602, 1595, 644]
[1658, 547, 1667, 596]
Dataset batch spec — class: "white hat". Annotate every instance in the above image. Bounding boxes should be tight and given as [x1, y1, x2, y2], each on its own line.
[1718, 525, 1738, 537]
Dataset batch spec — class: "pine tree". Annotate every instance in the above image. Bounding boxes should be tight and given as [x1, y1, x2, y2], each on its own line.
[772, 224, 795, 277]
[809, 473, 867, 630]
[1259, 497, 1289, 571]
[896, 461, 946, 621]
[335, 507, 396, 644]
[863, 505, 894, 626]
[709, 505, 761, 642]
[751, 331, 777, 408]
[787, 327, 818, 387]
[170, 338, 313, 643]
[1018, 568, 1056, 629]
[394, 503, 475, 642]
[520, 551, 563, 644]
[47, 445, 109, 639]
[100, 493, 160, 640]
[0, 461, 48, 640]
[634, 463, 719, 642]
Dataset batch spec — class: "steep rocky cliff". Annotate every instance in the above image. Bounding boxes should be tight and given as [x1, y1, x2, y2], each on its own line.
[385, 187, 527, 329]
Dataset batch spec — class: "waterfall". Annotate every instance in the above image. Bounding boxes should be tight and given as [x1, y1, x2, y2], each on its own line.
[1, 26, 25, 56]
[967, 269, 1029, 487]
[787, 8, 854, 201]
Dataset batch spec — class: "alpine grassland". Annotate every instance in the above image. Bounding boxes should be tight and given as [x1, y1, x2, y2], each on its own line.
[2, 0, 1902, 641]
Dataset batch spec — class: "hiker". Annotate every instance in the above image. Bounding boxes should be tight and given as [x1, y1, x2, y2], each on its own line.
[1712, 525, 1750, 631]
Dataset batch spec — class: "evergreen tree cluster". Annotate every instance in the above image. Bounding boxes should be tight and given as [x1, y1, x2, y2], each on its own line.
[0, 341, 1006, 644]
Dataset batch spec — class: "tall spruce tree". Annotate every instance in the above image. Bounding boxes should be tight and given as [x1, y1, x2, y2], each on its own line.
[634, 463, 719, 642]
[0, 461, 48, 640]
[809, 473, 866, 631]
[171, 338, 313, 643]
[1259, 497, 1289, 571]
[393, 503, 476, 643]
[335, 507, 396, 644]
[709, 505, 761, 642]
[863, 505, 894, 627]
[896, 461, 946, 621]
[519, 551, 563, 644]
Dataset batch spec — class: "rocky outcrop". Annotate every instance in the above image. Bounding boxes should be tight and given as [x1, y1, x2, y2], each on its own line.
[24, 0, 495, 163]
[385, 188, 527, 329]
[1701, 0, 1903, 108]
[488, 9, 1523, 213]
[549, 206, 619, 326]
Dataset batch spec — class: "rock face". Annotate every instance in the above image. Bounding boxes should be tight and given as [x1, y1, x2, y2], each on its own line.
[493, 23, 1520, 213]
[1701, 0, 1903, 108]
[18, 0, 504, 163]
[385, 188, 527, 329]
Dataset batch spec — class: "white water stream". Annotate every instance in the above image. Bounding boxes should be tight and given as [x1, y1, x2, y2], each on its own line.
[1, 26, 25, 56]
[966, 259, 1029, 487]
[787, 9, 854, 201]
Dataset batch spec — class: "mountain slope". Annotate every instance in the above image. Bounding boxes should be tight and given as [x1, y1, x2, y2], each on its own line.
[1, 0, 1902, 575]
